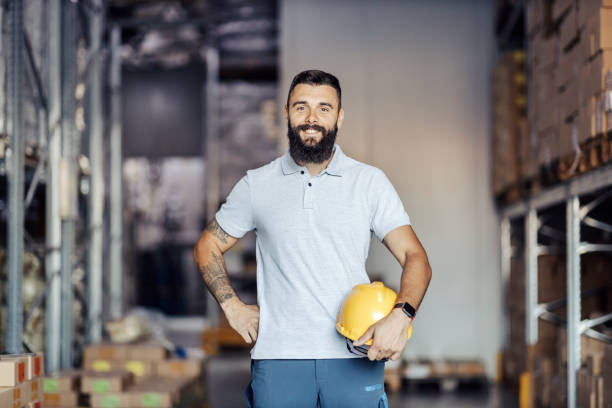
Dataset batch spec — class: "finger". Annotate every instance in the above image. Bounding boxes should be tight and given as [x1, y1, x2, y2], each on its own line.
[248, 326, 258, 342]
[367, 347, 378, 361]
[390, 352, 402, 361]
[354, 327, 374, 346]
[240, 331, 252, 344]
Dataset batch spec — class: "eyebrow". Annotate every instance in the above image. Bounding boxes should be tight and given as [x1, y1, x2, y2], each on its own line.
[291, 100, 335, 109]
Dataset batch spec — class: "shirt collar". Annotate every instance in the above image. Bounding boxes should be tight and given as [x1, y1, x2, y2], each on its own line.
[281, 144, 345, 177]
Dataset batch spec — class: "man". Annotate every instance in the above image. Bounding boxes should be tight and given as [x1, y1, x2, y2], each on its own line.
[193, 70, 431, 407]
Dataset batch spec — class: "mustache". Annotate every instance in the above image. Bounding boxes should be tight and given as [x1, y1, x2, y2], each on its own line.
[297, 124, 326, 133]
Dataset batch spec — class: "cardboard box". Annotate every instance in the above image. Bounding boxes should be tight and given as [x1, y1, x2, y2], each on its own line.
[557, 41, 581, 89]
[83, 344, 130, 363]
[579, 0, 612, 28]
[155, 358, 205, 379]
[560, 80, 580, 120]
[2, 383, 29, 408]
[585, 8, 612, 58]
[538, 128, 559, 166]
[128, 345, 167, 361]
[558, 4, 579, 49]
[0, 387, 13, 407]
[43, 391, 79, 406]
[558, 118, 579, 158]
[532, 33, 559, 69]
[83, 358, 115, 373]
[28, 379, 41, 403]
[42, 371, 81, 393]
[19, 381, 31, 405]
[81, 371, 133, 394]
[90, 392, 130, 408]
[0, 357, 27, 387]
[129, 391, 173, 407]
[588, 50, 612, 96]
[0, 354, 44, 381]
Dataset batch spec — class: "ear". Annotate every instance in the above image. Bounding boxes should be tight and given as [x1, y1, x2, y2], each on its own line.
[337, 107, 345, 129]
[284, 105, 289, 125]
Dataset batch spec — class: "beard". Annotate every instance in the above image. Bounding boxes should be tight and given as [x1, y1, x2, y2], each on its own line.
[287, 120, 338, 164]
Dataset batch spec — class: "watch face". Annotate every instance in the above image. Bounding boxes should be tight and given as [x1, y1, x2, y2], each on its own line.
[396, 302, 415, 318]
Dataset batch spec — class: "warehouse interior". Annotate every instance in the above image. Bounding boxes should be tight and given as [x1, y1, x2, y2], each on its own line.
[0, 0, 611, 407]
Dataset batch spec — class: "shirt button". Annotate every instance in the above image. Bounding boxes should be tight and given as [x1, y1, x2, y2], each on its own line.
[308, 182, 312, 186]
[301, 171, 304, 174]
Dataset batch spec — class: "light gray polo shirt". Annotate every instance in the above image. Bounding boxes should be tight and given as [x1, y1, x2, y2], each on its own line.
[216, 144, 411, 359]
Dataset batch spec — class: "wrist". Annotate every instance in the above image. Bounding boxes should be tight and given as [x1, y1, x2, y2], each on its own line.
[221, 296, 243, 316]
[393, 301, 416, 321]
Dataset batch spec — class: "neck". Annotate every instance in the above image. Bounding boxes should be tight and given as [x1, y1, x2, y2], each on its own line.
[297, 149, 335, 176]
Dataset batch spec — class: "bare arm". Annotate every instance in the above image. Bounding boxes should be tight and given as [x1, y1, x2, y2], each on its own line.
[354, 225, 432, 360]
[382, 225, 432, 310]
[193, 219, 239, 305]
[193, 219, 259, 343]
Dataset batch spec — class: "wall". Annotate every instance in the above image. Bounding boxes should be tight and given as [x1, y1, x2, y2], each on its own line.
[281, 0, 501, 375]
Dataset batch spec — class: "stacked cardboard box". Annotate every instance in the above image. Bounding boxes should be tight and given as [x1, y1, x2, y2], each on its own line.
[42, 370, 83, 407]
[0, 353, 44, 408]
[80, 343, 207, 407]
[83, 343, 167, 383]
[493, 51, 528, 196]
[505, 0, 612, 191]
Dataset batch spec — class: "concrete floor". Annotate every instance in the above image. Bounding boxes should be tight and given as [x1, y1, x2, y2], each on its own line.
[205, 350, 519, 408]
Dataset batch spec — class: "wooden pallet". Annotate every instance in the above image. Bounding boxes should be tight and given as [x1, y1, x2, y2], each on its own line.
[559, 132, 612, 181]
[201, 327, 249, 356]
[402, 360, 488, 391]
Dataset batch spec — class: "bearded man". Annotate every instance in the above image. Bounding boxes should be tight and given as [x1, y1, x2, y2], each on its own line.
[194, 70, 431, 408]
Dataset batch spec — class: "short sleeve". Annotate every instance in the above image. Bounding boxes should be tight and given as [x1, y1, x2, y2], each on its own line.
[215, 175, 255, 238]
[370, 170, 411, 242]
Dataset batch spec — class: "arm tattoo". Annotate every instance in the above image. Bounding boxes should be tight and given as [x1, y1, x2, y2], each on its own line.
[206, 219, 231, 245]
[198, 251, 235, 304]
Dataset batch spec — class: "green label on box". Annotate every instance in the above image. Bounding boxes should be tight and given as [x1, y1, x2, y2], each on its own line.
[102, 395, 120, 408]
[43, 378, 58, 393]
[142, 393, 161, 407]
[92, 379, 111, 393]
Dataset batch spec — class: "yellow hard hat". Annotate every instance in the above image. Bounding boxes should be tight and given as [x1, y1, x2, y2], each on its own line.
[336, 281, 412, 349]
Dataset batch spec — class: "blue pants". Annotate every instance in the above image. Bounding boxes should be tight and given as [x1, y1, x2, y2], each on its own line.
[245, 358, 388, 408]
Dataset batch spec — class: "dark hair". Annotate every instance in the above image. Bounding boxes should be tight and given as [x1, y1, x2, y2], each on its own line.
[287, 70, 342, 108]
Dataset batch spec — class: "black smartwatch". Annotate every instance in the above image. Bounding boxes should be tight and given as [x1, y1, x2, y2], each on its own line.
[394, 302, 416, 320]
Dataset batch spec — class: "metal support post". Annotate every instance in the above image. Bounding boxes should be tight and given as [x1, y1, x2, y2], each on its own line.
[525, 208, 539, 345]
[87, 0, 104, 343]
[6, 0, 24, 354]
[45, 0, 63, 374]
[500, 217, 511, 346]
[60, 1, 77, 369]
[109, 25, 123, 320]
[567, 195, 581, 408]
[204, 47, 220, 324]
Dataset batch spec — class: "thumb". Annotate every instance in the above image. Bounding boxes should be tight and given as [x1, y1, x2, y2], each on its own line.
[353, 326, 374, 346]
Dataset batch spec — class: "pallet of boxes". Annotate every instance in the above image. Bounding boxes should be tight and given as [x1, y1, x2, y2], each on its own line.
[42, 343, 206, 407]
[0, 353, 45, 408]
[528, 0, 612, 185]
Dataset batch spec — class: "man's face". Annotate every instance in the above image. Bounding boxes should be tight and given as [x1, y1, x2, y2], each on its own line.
[285, 84, 344, 164]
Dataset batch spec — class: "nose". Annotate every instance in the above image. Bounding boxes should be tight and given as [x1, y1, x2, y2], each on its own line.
[306, 110, 318, 124]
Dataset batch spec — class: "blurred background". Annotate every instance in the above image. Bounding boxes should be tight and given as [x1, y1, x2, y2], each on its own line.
[0, 0, 611, 407]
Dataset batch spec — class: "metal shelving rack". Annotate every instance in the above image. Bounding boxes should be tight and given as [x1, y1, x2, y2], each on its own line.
[4, 0, 124, 374]
[500, 164, 612, 408]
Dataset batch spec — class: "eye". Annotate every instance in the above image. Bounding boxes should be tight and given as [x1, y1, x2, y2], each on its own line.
[296, 106, 305, 111]
[321, 107, 329, 112]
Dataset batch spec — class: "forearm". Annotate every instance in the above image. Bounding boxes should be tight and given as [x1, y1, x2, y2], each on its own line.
[396, 253, 432, 311]
[194, 241, 239, 309]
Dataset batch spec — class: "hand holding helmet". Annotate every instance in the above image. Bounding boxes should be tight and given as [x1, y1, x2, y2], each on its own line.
[336, 282, 413, 361]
